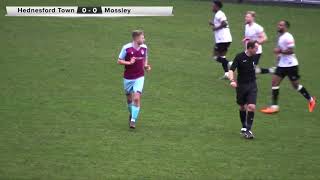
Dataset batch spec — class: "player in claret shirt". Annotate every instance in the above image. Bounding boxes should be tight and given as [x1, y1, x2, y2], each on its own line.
[261, 21, 316, 114]
[117, 30, 151, 129]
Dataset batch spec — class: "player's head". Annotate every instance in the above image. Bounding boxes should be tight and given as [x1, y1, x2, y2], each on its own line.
[246, 40, 258, 55]
[245, 11, 256, 24]
[212, 0, 223, 12]
[132, 30, 145, 45]
[277, 20, 290, 33]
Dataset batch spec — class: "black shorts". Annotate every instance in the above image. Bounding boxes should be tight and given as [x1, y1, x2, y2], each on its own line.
[215, 42, 231, 53]
[275, 66, 300, 81]
[236, 82, 257, 105]
[253, 54, 261, 65]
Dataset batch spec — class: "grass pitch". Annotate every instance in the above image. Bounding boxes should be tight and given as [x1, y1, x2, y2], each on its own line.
[0, 0, 320, 179]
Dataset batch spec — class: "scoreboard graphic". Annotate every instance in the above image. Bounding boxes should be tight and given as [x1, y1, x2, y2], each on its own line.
[5, 6, 174, 17]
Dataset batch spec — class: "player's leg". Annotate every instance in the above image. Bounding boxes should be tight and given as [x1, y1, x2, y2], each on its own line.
[246, 104, 256, 131]
[124, 79, 134, 124]
[218, 50, 229, 74]
[129, 77, 145, 128]
[214, 43, 230, 79]
[237, 85, 247, 133]
[291, 79, 312, 100]
[244, 83, 257, 139]
[288, 66, 316, 112]
[130, 92, 141, 128]
[126, 93, 133, 124]
[244, 104, 256, 139]
[254, 54, 275, 74]
[261, 67, 284, 114]
[271, 74, 283, 107]
[214, 47, 227, 72]
[239, 104, 247, 134]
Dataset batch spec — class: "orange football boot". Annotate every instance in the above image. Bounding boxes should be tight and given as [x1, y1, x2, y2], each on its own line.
[309, 97, 316, 112]
[260, 105, 279, 114]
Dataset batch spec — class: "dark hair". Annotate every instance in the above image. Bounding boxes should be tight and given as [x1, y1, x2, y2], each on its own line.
[213, 0, 223, 9]
[132, 30, 144, 38]
[247, 40, 257, 49]
[283, 20, 290, 28]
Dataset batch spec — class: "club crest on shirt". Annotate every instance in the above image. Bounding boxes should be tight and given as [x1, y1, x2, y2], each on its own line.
[243, 59, 247, 62]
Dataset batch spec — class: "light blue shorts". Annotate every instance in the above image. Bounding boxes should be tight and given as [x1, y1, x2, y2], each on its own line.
[123, 76, 144, 95]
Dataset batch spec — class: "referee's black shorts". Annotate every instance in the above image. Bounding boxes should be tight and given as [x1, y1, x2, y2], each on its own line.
[275, 66, 300, 81]
[236, 82, 257, 105]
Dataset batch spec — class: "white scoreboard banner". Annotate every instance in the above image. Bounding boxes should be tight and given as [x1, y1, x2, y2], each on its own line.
[5, 6, 174, 17]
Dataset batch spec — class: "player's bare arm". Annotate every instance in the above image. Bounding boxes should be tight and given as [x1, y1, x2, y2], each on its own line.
[257, 31, 267, 44]
[242, 37, 250, 44]
[144, 59, 151, 72]
[274, 47, 294, 55]
[213, 20, 227, 31]
[118, 57, 136, 65]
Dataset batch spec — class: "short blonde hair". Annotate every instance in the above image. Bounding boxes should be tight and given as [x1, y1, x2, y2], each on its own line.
[246, 11, 256, 18]
[132, 30, 144, 38]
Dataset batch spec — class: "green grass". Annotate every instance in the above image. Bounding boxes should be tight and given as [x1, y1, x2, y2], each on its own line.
[0, 0, 320, 179]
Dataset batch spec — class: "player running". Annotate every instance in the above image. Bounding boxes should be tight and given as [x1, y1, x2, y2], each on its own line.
[228, 41, 259, 139]
[260, 21, 316, 114]
[209, 0, 232, 79]
[117, 30, 151, 129]
[243, 11, 275, 74]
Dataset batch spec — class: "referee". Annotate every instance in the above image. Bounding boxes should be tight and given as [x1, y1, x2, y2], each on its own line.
[228, 40, 258, 139]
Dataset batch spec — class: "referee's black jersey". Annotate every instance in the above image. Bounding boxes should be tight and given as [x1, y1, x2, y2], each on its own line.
[230, 52, 256, 84]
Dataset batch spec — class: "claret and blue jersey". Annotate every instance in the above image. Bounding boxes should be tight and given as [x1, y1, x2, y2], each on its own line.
[118, 42, 148, 80]
[119, 42, 148, 94]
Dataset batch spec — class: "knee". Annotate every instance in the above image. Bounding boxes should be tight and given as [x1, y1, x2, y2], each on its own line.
[133, 94, 141, 105]
[271, 80, 279, 87]
[247, 104, 256, 112]
[126, 95, 132, 102]
[292, 83, 302, 91]
[272, 77, 280, 87]
[239, 105, 246, 111]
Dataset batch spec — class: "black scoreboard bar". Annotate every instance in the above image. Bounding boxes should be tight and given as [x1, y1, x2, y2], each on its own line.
[77, 7, 102, 14]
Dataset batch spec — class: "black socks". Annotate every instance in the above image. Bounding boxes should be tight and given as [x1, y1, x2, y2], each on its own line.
[272, 87, 280, 105]
[216, 56, 229, 72]
[298, 86, 312, 101]
[246, 111, 255, 131]
[239, 110, 247, 128]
